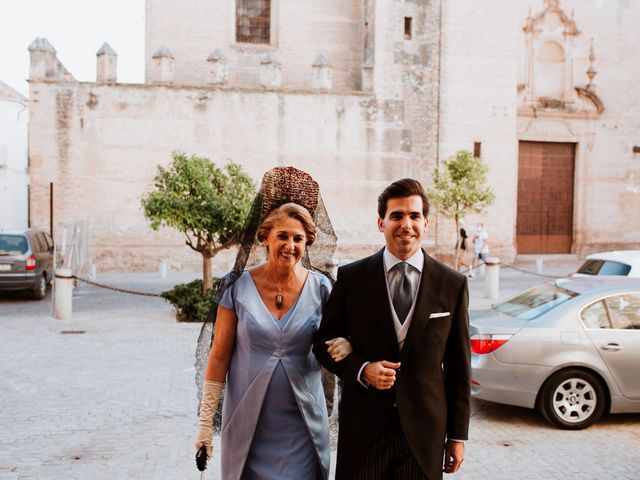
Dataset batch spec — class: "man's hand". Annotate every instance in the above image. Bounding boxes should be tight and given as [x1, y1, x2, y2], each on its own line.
[363, 361, 401, 390]
[443, 439, 464, 474]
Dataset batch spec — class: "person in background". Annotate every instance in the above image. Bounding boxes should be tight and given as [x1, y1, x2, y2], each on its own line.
[470, 222, 489, 278]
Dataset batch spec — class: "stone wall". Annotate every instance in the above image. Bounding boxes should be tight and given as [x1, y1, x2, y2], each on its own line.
[436, 1, 520, 262]
[145, 0, 365, 90]
[27, 80, 417, 270]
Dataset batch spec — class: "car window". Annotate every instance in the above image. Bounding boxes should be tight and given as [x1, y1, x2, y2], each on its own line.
[43, 232, 53, 250]
[604, 293, 640, 330]
[0, 235, 29, 255]
[580, 301, 611, 329]
[493, 284, 578, 320]
[577, 259, 631, 276]
[33, 234, 46, 253]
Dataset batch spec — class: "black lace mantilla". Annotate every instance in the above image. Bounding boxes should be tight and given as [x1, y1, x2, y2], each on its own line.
[194, 167, 338, 424]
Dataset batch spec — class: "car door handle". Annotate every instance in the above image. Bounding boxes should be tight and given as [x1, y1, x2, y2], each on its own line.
[601, 343, 623, 352]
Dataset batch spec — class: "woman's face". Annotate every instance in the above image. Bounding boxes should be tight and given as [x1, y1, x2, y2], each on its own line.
[264, 216, 307, 269]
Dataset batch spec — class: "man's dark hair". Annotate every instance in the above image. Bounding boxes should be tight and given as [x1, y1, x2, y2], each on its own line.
[377, 178, 430, 218]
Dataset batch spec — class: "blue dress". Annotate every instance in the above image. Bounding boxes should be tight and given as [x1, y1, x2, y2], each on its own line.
[219, 270, 331, 480]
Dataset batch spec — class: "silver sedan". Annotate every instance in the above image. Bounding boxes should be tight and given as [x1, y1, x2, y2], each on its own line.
[470, 277, 640, 429]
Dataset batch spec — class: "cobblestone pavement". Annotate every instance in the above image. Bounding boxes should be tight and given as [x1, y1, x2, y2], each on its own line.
[1, 258, 638, 479]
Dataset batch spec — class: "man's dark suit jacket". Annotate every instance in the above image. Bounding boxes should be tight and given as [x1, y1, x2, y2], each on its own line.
[313, 249, 471, 480]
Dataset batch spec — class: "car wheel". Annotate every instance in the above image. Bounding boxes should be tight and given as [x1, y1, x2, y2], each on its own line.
[539, 369, 606, 430]
[31, 275, 47, 300]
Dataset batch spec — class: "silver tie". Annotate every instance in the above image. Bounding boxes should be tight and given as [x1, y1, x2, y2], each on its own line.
[393, 262, 412, 324]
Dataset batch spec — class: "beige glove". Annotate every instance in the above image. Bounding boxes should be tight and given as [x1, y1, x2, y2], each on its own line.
[325, 337, 353, 362]
[195, 379, 223, 459]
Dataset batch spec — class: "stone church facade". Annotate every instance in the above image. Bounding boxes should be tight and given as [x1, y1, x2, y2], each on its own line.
[27, 0, 640, 271]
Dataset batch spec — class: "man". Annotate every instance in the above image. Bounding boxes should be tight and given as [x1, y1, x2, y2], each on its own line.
[313, 179, 470, 480]
[470, 222, 489, 277]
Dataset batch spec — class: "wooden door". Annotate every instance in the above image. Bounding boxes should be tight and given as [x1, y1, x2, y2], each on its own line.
[517, 142, 575, 253]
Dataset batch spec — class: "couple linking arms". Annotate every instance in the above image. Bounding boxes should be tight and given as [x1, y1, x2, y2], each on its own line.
[195, 169, 470, 480]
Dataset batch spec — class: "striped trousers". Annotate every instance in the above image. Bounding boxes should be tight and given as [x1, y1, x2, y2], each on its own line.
[352, 409, 429, 480]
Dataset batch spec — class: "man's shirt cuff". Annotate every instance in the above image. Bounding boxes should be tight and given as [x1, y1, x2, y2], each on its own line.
[357, 362, 370, 388]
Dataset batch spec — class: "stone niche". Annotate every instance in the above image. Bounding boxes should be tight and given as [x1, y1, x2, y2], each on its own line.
[519, 0, 603, 117]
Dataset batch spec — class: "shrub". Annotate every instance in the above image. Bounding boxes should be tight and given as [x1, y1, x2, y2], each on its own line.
[161, 278, 221, 322]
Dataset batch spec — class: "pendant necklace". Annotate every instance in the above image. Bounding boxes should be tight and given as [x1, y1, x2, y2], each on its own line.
[274, 267, 296, 311]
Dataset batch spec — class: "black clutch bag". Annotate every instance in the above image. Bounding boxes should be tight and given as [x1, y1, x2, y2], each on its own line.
[195, 445, 208, 472]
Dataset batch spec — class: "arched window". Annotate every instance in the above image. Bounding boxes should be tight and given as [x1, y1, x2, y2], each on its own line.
[236, 0, 271, 44]
[535, 41, 565, 100]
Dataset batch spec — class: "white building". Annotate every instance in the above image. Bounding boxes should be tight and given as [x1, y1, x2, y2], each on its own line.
[0, 81, 28, 231]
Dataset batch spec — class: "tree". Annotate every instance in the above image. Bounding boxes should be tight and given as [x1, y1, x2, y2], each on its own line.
[428, 150, 495, 270]
[142, 153, 256, 292]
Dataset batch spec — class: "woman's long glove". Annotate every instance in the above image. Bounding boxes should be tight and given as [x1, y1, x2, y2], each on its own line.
[195, 380, 224, 459]
[325, 337, 353, 362]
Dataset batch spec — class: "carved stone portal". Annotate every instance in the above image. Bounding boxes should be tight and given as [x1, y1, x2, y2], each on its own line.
[520, 0, 603, 117]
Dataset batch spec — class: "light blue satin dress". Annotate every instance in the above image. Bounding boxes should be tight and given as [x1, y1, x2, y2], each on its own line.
[219, 270, 331, 480]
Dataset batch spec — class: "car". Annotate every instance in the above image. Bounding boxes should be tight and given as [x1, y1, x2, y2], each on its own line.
[573, 250, 640, 278]
[0, 228, 54, 299]
[470, 277, 640, 429]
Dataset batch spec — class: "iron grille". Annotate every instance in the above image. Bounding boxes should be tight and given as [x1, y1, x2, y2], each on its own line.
[236, 0, 271, 44]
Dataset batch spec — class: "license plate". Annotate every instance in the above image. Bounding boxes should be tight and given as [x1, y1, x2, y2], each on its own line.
[0, 264, 10, 271]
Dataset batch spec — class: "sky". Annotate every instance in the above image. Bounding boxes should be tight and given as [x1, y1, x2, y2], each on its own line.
[0, 0, 145, 96]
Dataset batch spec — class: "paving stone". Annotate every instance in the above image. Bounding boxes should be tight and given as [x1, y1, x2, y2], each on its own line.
[1, 260, 638, 479]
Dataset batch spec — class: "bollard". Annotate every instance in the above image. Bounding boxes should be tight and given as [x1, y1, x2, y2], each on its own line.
[536, 258, 544, 274]
[159, 261, 167, 279]
[484, 257, 500, 300]
[90, 264, 97, 279]
[54, 268, 73, 320]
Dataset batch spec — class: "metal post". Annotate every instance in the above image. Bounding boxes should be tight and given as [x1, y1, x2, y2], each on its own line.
[536, 257, 544, 274]
[54, 268, 73, 320]
[484, 257, 500, 300]
[159, 261, 167, 279]
[50, 182, 54, 240]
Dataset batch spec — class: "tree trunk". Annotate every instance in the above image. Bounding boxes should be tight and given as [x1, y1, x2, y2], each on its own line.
[202, 253, 213, 293]
[454, 218, 461, 271]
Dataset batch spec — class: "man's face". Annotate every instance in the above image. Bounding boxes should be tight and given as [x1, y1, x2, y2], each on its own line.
[378, 195, 429, 260]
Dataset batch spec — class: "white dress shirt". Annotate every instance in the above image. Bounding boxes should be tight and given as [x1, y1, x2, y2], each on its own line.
[383, 247, 424, 349]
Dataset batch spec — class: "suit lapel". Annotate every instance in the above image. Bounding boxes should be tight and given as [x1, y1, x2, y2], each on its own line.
[400, 251, 438, 362]
[367, 249, 401, 357]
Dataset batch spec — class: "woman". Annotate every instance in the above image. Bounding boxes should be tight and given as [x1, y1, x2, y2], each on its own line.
[457, 222, 470, 274]
[195, 200, 349, 480]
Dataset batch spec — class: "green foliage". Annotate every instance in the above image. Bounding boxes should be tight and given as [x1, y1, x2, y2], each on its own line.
[141, 153, 256, 255]
[161, 279, 221, 322]
[429, 150, 495, 223]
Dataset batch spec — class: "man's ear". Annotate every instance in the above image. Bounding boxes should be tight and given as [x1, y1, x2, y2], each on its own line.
[377, 217, 384, 232]
[423, 217, 430, 233]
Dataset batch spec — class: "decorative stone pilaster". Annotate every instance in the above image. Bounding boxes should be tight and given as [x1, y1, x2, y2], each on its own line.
[96, 42, 117, 84]
[150, 47, 175, 84]
[361, 64, 374, 92]
[259, 52, 282, 88]
[207, 49, 228, 85]
[311, 54, 332, 90]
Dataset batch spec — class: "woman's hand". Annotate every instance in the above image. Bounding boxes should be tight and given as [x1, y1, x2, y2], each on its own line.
[195, 380, 223, 461]
[325, 337, 353, 362]
[195, 425, 213, 459]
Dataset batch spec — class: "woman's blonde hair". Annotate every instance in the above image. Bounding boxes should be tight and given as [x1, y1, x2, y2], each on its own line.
[257, 203, 316, 246]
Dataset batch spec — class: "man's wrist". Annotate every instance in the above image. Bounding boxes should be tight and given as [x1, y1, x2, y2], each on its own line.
[357, 362, 370, 388]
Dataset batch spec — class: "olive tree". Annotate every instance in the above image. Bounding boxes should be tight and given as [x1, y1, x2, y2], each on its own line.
[428, 150, 495, 270]
[142, 153, 255, 292]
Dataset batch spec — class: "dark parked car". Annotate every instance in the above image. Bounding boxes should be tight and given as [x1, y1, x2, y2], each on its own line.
[0, 228, 54, 299]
